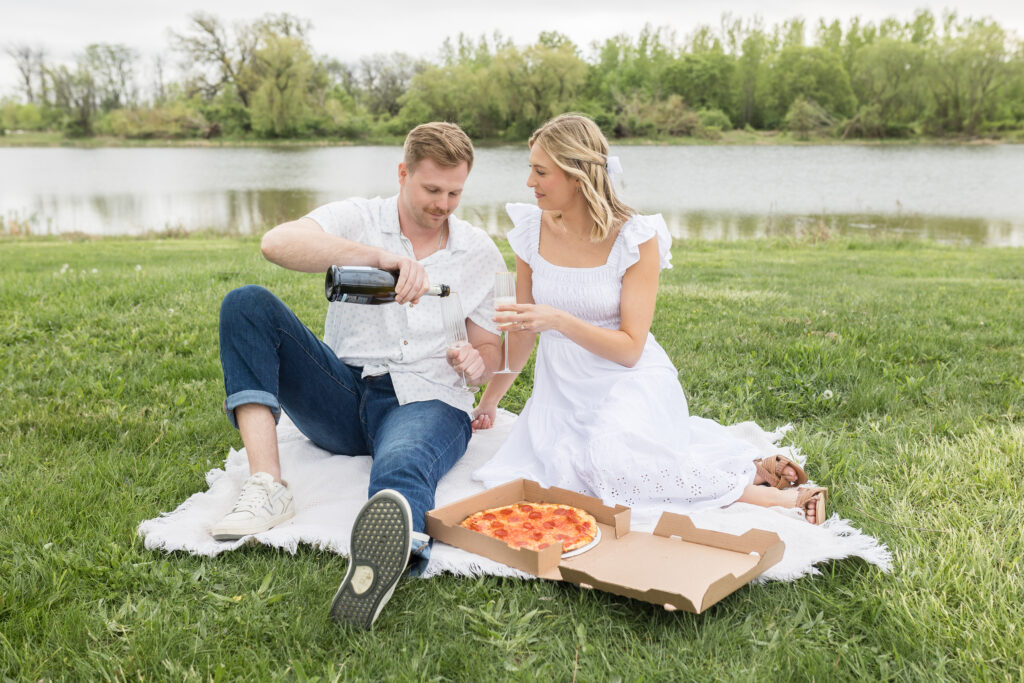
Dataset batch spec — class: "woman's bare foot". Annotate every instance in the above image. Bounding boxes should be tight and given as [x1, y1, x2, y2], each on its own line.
[787, 488, 819, 524]
[736, 484, 823, 524]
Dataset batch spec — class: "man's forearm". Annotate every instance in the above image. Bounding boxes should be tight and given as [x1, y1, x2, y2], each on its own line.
[261, 220, 384, 273]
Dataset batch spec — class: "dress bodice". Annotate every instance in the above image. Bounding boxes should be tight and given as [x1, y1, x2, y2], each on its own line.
[504, 203, 672, 340]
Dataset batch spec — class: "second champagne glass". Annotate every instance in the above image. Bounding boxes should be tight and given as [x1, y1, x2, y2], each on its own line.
[441, 293, 470, 390]
[494, 271, 517, 374]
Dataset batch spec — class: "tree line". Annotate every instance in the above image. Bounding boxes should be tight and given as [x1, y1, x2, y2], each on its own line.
[3, 10, 1023, 142]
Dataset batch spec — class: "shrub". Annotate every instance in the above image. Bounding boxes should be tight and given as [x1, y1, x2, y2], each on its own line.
[784, 97, 836, 140]
[107, 103, 209, 139]
[697, 108, 732, 131]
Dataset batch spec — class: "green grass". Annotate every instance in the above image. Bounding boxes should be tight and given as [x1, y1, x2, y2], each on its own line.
[1, 235, 1022, 680]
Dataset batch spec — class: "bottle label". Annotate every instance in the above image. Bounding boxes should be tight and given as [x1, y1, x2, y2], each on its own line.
[339, 293, 375, 304]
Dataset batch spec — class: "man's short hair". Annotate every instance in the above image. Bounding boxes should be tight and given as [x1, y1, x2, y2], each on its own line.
[403, 122, 474, 173]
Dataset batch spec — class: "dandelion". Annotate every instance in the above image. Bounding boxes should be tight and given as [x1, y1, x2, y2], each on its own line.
[135, 264, 142, 271]
[90, 268, 98, 274]
[59, 263, 69, 274]
[822, 389, 834, 400]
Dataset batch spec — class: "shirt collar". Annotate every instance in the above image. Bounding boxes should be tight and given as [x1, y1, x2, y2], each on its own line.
[383, 193, 470, 254]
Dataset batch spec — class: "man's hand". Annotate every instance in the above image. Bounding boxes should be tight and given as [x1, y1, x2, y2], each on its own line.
[447, 342, 486, 386]
[377, 252, 429, 304]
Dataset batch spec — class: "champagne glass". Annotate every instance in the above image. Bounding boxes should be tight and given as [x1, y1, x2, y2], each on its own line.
[441, 293, 470, 390]
[493, 271, 517, 375]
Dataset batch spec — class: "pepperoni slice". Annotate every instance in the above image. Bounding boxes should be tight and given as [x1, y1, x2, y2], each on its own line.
[499, 508, 513, 516]
[493, 528, 508, 538]
[489, 520, 504, 529]
[543, 521, 556, 529]
[523, 522, 533, 530]
[482, 513, 496, 521]
[528, 511, 542, 520]
[553, 508, 569, 516]
[519, 504, 533, 512]
[532, 531, 544, 541]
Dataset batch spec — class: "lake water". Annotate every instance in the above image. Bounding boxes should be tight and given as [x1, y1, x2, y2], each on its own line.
[2, 144, 1023, 245]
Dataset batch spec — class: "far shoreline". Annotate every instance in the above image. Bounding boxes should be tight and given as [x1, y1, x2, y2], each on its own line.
[1, 129, 1021, 149]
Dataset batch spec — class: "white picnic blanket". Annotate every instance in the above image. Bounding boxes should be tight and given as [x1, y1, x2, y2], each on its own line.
[138, 411, 891, 582]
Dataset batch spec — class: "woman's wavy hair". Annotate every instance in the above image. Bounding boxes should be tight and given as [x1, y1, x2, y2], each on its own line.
[528, 113, 633, 241]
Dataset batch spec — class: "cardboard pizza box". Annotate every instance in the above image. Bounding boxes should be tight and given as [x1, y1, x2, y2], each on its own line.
[426, 479, 785, 613]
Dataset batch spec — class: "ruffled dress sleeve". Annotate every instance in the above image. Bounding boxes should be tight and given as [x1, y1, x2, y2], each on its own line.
[504, 203, 542, 267]
[615, 213, 673, 276]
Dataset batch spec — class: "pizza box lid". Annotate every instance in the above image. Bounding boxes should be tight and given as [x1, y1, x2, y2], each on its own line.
[426, 479, 785, 613]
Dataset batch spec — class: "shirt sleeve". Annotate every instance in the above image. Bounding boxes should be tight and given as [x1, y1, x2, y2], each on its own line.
[305, 199, 367, 240]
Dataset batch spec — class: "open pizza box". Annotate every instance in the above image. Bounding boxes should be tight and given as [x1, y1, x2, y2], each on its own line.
[426, 479, 785, 613]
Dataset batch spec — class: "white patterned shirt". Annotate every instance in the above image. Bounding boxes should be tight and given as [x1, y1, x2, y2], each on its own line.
[305, 196, 506, 414]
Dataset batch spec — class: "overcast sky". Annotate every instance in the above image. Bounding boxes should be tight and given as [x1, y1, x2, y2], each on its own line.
[2, 0, 1022, 98]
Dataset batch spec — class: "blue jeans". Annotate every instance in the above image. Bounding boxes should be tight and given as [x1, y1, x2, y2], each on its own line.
[219, 285, 471, 543]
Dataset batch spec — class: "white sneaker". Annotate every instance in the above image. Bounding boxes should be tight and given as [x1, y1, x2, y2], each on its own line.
[329, 489, 413, 630]
[211, 472, 295, 541]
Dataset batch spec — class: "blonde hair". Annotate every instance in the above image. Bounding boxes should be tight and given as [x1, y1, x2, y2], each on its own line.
[403, 122, 474, 173]
[528, 113, 634, 241]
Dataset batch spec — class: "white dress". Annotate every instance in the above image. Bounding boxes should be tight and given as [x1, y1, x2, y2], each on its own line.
[473, 204, 763, 527]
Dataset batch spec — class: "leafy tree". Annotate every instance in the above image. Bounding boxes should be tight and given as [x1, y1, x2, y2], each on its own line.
[170, 13, 263, 107]
[924, 17, 1015, 134]
[758, 45, 856, 128]
[490, 37, 587, 138]
[4, 44, 46, 103]
[46, 63, 98, 136]
[357, 53, 422, 117]
[249, 33, 318, 137]
[732, 22, 771, 128]
[847, 38, 925, 137]
[661, 52, 736, 120]
[83, 44, 138, 111]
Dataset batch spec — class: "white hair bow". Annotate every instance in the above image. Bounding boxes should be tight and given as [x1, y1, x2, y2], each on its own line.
[605, 155, 623, 178]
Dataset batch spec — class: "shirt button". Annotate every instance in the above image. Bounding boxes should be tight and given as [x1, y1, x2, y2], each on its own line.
[403, 340, 409, 345]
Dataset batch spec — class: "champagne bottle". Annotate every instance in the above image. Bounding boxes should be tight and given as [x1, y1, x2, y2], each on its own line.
[325, 265, 451, 305]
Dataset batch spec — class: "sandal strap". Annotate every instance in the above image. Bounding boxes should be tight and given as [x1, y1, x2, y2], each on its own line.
[754, 460, 784, 488]
[760, 454, 808, 489]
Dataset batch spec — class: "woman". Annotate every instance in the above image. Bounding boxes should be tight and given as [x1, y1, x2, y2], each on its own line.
[471, 113, 827, 526]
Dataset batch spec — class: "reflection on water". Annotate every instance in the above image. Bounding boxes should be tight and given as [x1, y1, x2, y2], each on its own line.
[458, 205, 1024, 247]
[2, 144, 1023, 245]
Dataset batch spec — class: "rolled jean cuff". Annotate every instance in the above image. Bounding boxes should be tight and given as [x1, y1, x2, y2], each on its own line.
[408, 533, 432, 578]
[223, 390, 281, 429]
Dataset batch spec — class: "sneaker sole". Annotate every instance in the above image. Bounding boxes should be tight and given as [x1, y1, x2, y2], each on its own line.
[211, 506, 295, 541]
[329, 490, 412, 630]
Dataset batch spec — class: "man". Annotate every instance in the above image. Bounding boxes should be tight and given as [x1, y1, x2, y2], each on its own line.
[210, 122, 505, 629]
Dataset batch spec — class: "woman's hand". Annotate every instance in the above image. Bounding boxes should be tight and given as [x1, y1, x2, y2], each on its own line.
[494, 302, 563, 335]
[471, 402, 498, 431]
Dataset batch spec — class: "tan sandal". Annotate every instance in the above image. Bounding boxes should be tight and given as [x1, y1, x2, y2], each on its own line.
[796, 486, 828, 525]
[754, 454, 809, 489]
